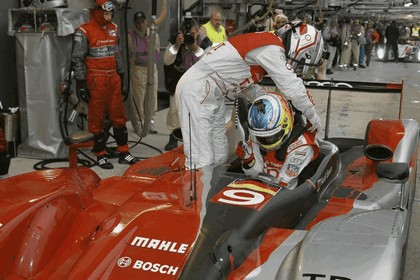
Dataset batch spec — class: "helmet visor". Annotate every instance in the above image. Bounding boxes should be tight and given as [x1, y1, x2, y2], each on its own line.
[256, 129, 286, 150]
[101, 1, 115, 11]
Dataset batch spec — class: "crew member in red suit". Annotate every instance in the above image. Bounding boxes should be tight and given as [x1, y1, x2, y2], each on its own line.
[71, 0, 139, 169]
[236, 92, 319, 189]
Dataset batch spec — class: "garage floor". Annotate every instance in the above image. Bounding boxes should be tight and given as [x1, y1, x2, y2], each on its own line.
[8, 59, 420, 279]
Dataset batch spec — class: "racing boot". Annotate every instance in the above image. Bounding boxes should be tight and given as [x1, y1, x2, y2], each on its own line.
[118, 152, 141, 165]
[164, 132, 178, 151]
[97, 154, 114, 169]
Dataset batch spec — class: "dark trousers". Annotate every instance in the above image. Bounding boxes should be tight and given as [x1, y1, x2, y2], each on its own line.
[384, 41, 398, 62]
[364, 43, 373, 66]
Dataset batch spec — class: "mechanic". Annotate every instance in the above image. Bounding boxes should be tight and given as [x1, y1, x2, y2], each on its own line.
[71, 0, 140, 169]
[162, 18, 212, 151]
[236, 92, 319, 189]
[175, 21, 324, 169]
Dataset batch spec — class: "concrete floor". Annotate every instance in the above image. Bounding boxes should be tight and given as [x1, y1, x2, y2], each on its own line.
[7, 59, 420, 279]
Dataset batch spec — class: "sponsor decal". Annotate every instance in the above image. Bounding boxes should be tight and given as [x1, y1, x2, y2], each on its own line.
[97, 39, 115, 45]
[316, 166, 333, 191]
[108, 29, 117, 37]
[305, 34, 311, 41]
[285, 61, 292, 70]
[117, 257, 179, 275]
[303, 273, 351, 280]
[117, 256, 132, 268]
[285, 164, 299, 177]
[130, 236, 189, 254]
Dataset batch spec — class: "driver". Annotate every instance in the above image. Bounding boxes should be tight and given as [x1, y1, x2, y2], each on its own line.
[236, 92, 319, 189]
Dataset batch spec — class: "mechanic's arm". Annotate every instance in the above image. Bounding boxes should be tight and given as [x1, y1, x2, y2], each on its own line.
[115, 30, 124, 74]
[249, 45, 321, 132]
[71, 29, 88, 80]
[277, 145, 315, 189]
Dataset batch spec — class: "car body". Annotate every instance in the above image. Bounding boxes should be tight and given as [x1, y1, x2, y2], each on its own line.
[376, 39, 420, 62]
[0, 118, 418, 280]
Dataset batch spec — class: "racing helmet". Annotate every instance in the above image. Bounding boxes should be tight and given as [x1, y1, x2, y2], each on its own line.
[248, 93, 294, 151]
[276, 20, 325, 75]
[92, 0, 115, 26]
[94, 0, 115, 11]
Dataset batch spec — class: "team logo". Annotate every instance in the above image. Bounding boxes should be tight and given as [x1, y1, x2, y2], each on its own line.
[305, 34, 311, 41]
[117, 256, 132, 268]
[285, 61, 292, 70]
[108, 29, 117, 37]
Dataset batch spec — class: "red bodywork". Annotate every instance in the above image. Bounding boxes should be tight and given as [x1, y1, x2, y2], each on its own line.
[0, 119, 416, 279]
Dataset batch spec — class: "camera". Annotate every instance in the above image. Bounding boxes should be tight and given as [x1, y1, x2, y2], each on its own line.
[183, 12, 195, 45]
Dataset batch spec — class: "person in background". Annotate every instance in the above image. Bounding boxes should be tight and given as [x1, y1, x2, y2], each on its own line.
[350, 18, 364, 70]
[384, 20, 400, 63]
[162, 18, 212, 151]
[200, 8, 227, 44]
[236, 92, 319, 189]
[323, 18, 340, 75]
[364, 21, 376, 67]
[271, 12, 289, 31]
[338, 17, 352, 70]
[128, 11, 161, 134]
[176, 21, 324, 169]
[72, 0, 140, 169]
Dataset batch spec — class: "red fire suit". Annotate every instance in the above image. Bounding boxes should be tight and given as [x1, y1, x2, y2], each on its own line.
[244, 131, 319, 189]
[72, 10, 129, 156]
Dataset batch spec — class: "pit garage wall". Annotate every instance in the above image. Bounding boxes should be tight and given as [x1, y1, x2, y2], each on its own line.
[0, 0, 19, 109]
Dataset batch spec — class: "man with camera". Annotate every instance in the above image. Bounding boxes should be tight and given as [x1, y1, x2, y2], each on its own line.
[162, 16, 212, 151]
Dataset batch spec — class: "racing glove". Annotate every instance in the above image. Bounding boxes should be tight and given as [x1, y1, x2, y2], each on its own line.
[236, 140, 255, 167]
[76, 79, 90, 103]
[307, 113, 322, 133]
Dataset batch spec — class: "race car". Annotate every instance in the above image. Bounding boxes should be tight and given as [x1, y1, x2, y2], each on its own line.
[0, 116, 418, 280]
[376, 39, 420, 62]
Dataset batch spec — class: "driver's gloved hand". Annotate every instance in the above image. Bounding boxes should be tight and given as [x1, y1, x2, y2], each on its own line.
[236, 140, 255, 167]
[76, 79, 90, 103]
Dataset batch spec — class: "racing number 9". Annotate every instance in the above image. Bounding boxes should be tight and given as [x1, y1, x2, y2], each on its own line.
[218, 189, 265, 206]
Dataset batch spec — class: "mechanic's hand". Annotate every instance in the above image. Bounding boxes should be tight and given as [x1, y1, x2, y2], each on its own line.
[76, 79, 90, 103]
[308, 113, 322, 133]
[236, 140, 255, 166]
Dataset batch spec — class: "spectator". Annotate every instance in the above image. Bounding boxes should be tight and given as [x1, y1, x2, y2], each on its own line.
[128, 11, 161, 133]
[350, 18, 364, 70]
[236, 92, 319, 189]
[364, 21, 376, 67]
[162, 19, 212, 151]
[384, 20, 400, 63]
[200, 8, 227, 45]
[323, 18, 340, 74]
[71, 0, 140, 169]
[412, 22, 419, 37]
[339, 17, 351, 70]
[271, 12, 289, 31]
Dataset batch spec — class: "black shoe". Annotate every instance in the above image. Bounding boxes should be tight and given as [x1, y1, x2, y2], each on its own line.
[118, 152, 140, 165]
[359, 65, 366, 68]
[97, 155, 114, 169]
[164, 133, 178, 151]
[326, 69, 334, 75]
[353, 66, 357, 71]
